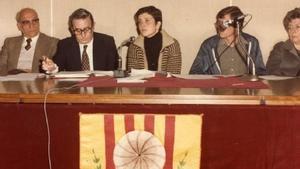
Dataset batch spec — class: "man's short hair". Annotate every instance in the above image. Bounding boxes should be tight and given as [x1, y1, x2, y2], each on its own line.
[15, 8, 38, 23]
[68, 8, 95, 33]
[134, 6, 162, 34]
[283, 8, 300, 31]
[216, 6, 244, 29]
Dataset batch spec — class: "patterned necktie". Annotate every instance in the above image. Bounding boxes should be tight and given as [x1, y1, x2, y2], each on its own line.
[81, 45, 90, 71]
[25, 38, 32, 50]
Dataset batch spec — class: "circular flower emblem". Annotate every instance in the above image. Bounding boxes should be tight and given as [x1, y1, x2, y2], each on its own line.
[113, 130, 166, 169]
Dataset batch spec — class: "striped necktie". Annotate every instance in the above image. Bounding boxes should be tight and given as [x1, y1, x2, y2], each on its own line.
[25, 38, 32, 50]
[81, 45, 90, 71]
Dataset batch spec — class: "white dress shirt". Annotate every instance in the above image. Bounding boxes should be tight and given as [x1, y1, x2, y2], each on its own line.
[79, 39, 94, 71]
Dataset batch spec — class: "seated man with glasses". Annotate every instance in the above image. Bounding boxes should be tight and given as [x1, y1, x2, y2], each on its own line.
[42, 8, 118, 73]
[0, 8, 58, 75]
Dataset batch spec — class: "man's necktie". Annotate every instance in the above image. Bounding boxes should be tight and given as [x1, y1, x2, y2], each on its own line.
[25, 38, 32, 50]
[81, 45, 90, 71]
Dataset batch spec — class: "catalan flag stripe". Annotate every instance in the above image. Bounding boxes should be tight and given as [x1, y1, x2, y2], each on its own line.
[124, 114, 134, 133]
[104, 114, 115, 169]
[144, 114, 155, 134]
[164, 115, 176, 169]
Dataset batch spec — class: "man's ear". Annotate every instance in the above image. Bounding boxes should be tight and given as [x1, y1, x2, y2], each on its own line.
[92, 22, 96, 30]
[17, 23, 22, 31]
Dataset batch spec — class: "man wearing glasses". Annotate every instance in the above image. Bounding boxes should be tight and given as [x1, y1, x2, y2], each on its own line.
[0, 8, 58, 75]
[43, 8, 118, 72]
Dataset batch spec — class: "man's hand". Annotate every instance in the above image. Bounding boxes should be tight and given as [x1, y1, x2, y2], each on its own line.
[41, 56, 58, 73]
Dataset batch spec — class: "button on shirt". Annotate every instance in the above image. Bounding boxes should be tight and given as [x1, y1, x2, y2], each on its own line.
[218, 38, 248, 75]
[79, 39, 94, 71]
[17, 34, 39, 71]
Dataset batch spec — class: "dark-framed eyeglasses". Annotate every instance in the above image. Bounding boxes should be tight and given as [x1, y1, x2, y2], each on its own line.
[20, 18, 39, 26]
[73, 27, 92, 35]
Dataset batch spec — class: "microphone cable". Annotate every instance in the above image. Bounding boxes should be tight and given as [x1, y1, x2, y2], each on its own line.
[236, 36, 256, 75]
[241, 14, 252, 30]
[235, 14, 256, 75]
[43, 83, 79, 169]
[204, 40, 235, 74]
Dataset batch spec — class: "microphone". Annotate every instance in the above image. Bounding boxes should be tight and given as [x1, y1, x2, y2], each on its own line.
[221, 14, 249, 28]
[243, 43, 258, 81]
[114, 36, 135, 78]
[120, 36, 135, 47]
[235, 14, 248, 21]
[235, 34, 259, 81]
[117, 36, 135, 70]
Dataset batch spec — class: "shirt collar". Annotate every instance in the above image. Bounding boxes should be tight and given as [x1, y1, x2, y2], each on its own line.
[79, 38, 94, 48]
[219, 35, 249, 47]
[23, 33, 40, 44]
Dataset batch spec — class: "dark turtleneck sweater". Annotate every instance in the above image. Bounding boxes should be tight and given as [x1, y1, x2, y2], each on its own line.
[144, 32, 162, 71]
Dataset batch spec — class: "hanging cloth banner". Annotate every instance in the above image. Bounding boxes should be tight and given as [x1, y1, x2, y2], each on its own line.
[80, 113, 202, 169]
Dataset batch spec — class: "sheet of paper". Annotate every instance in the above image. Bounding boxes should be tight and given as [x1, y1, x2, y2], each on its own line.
[91, 71, 114, 76]
[259, 75, 296, 81]
[52, 71, 113, 78]
[0, 73, 44, 81]
[130, 69, 155, 77]
[115, 69, 154, 83]
[57, 78, 87, 82]
[117, 79, 145, 83]
[172, 74, 218, 80]
[117, 74, 149, 83]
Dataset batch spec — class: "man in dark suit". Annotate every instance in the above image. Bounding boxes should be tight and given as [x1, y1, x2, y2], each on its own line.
[43, 8, 118, 72]
[0, 8, 58, 75]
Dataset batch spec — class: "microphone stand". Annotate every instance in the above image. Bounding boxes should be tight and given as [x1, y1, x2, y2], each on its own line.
[236, 22, 259, 82]
[113, 45, 129, 78]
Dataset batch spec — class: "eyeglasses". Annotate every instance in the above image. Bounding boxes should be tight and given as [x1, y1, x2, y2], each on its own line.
[288, 25, 300, 32]
[73, 27, 92, 35]
[20, 18, 39, 26]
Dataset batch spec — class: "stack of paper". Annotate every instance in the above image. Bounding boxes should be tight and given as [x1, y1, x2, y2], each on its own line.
[0, 73, 44, 81]
[52, 71, 114, 78]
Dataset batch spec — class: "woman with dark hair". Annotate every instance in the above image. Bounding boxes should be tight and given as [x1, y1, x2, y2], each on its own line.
[189, 6, 266, 76]
[266, 7, 300, 76]
[126, 6, 182, 74]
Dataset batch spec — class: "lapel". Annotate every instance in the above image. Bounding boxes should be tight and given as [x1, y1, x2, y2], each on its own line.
[133, 34, 147, 69]
[72, 37, 82, 70]
[10, 36, 23, 69]
[32, 33, 45, 72]
[92, 33, 100, 69]
[286, 40, 300, 58]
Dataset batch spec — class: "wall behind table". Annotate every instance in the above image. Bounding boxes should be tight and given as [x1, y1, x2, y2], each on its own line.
[0, 0, 299, 73]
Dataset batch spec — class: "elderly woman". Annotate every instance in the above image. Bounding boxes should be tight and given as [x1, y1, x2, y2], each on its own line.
[126, 6, 182, 74]
[266, 8, 300, 76]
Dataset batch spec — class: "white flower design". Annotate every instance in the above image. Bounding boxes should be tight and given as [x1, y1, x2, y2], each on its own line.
[113, 130, 166, 169]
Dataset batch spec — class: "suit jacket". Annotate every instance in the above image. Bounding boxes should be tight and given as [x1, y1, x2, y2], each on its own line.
[266, 40, 300, 76]
[53, 32, 118, 71]
[0, 33, 58, 75]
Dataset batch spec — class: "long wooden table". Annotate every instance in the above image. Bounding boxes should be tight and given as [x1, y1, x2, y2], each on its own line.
[0, 76, 300, 169]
